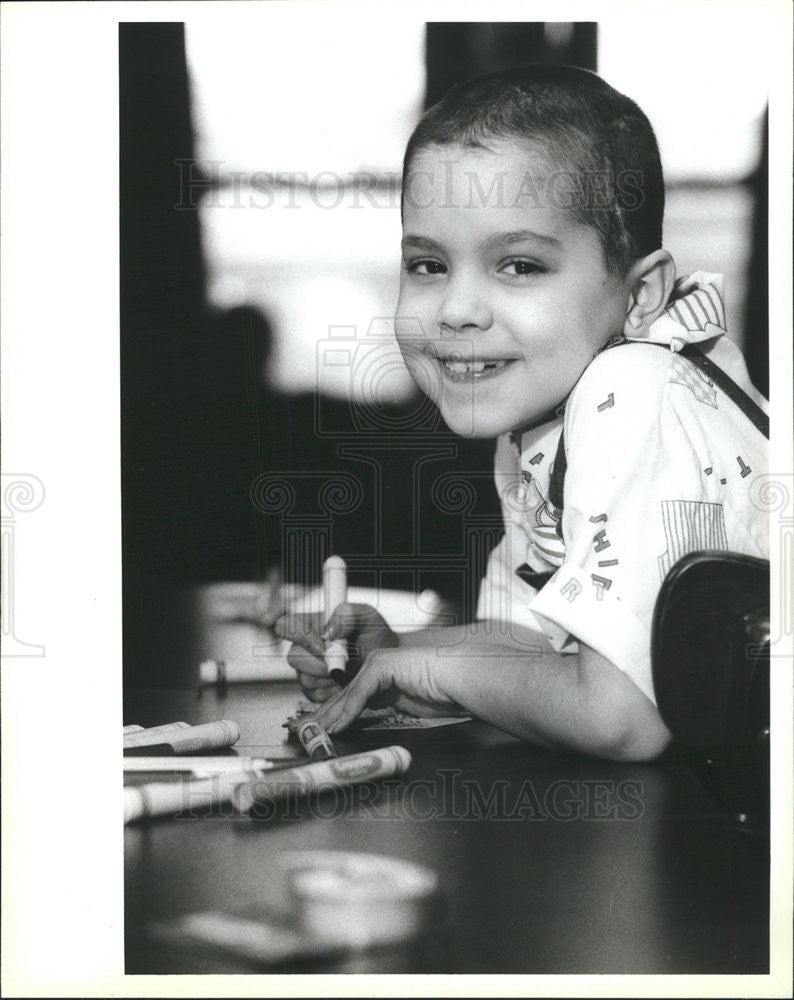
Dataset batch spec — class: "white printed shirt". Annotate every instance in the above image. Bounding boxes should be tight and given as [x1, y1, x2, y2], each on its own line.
[476, 273, 769, 704]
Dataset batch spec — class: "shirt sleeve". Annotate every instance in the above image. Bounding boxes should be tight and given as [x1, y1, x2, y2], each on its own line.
[528, 345, 710, 704]
[475, 434, 548, 633]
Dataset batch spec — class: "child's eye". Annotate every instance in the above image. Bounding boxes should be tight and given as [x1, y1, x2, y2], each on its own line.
[405, 259, 447, 276]
[500, 259, 543, 277]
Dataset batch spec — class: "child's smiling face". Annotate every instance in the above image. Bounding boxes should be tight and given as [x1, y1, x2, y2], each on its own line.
[396, 140, 632, 438]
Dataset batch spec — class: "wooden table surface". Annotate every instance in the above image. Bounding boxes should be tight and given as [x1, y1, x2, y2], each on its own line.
[124, 682, 769, 975]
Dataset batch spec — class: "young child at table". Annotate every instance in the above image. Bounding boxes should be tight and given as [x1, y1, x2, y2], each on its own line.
[276, 66, 768, 762]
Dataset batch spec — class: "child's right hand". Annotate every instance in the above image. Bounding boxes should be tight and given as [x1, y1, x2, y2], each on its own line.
[274, 603, 399, 703]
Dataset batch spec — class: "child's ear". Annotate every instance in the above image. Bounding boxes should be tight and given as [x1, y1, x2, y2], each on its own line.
[622, 250, 676, 337]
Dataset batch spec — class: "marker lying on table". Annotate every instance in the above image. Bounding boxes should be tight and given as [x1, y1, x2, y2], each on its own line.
[124, 755, 275, 777]
[323, 555, 348, 683]
[123, 746, 411, 823]
[123, 721, 191, 748]
[123, 720, 240, 755]
[124, 767, 266, 824]
[235, 745, 410, 814]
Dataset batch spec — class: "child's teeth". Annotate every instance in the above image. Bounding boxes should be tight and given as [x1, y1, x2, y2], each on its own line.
[444, 360, 507, 374]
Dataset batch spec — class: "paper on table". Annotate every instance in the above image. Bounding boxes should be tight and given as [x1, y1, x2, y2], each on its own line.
[347, 711, 472, 731]
[287, 700, 471, 732]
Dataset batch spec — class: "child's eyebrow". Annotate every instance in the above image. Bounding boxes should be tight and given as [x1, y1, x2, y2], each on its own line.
[401, 235, 444, 253]
[485, 229, 563, 251]
[401, 230, 563, 254]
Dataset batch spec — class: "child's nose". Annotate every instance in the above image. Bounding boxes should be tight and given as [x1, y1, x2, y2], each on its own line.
[436, 273, 492, 333]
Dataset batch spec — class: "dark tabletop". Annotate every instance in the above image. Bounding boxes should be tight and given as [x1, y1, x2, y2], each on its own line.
[124, 682, 769, 975]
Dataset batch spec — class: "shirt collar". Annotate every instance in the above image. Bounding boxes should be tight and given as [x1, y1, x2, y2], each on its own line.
[626, 271, 727, 353]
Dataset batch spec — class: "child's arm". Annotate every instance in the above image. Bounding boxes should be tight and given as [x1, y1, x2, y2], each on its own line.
[311, 622, 672, 762]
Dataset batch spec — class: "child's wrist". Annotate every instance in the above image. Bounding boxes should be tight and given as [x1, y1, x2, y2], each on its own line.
[423, 650, 462, 707]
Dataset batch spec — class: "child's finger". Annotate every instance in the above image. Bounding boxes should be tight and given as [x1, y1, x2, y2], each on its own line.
[274, 612, 325, 656]
[260, 601, 284, 628]
[298, 672, 339, 703]
[313, 662, 384, 733]
[307, 683, 348, 724]
[322, 602, 388, 641]
[286, 642, 330, 678]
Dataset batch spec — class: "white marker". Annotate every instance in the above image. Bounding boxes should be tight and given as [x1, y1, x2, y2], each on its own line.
[322, 555, 348, 682]
[232, 746, 412, 814]
[123, 721, 191, 749]
[124, 747, 412, 823]
[123, 720, 240, 754]
[123, 755, 274, 776]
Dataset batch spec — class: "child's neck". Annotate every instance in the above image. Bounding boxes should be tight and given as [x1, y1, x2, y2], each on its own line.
[509, 401, 565, 441]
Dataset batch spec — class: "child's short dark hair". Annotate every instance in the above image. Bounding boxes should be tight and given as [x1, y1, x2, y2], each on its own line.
[402, 65, 664, 275]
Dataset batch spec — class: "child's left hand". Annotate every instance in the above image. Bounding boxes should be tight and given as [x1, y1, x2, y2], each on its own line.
[310, 646, 464, 734]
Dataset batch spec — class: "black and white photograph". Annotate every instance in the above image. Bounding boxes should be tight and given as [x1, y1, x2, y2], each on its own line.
[2, 1, 792, 995]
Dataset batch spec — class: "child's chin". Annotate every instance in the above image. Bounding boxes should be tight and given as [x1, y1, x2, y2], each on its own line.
[440, 409, 504, 439]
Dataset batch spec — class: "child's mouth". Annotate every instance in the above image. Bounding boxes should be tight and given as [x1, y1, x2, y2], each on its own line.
[441, 359, 512, 382]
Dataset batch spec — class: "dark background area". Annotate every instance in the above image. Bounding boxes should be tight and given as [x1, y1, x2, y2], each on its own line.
[120, 22, 767, 688]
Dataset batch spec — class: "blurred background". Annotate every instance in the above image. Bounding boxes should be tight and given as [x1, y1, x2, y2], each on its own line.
[121, 15, 769, 685]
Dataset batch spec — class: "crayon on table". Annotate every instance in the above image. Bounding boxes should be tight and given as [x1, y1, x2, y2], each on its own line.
[323, 555, 348, 682]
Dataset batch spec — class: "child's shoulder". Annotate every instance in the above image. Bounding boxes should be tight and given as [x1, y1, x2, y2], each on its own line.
[568, 339, 676, 417]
